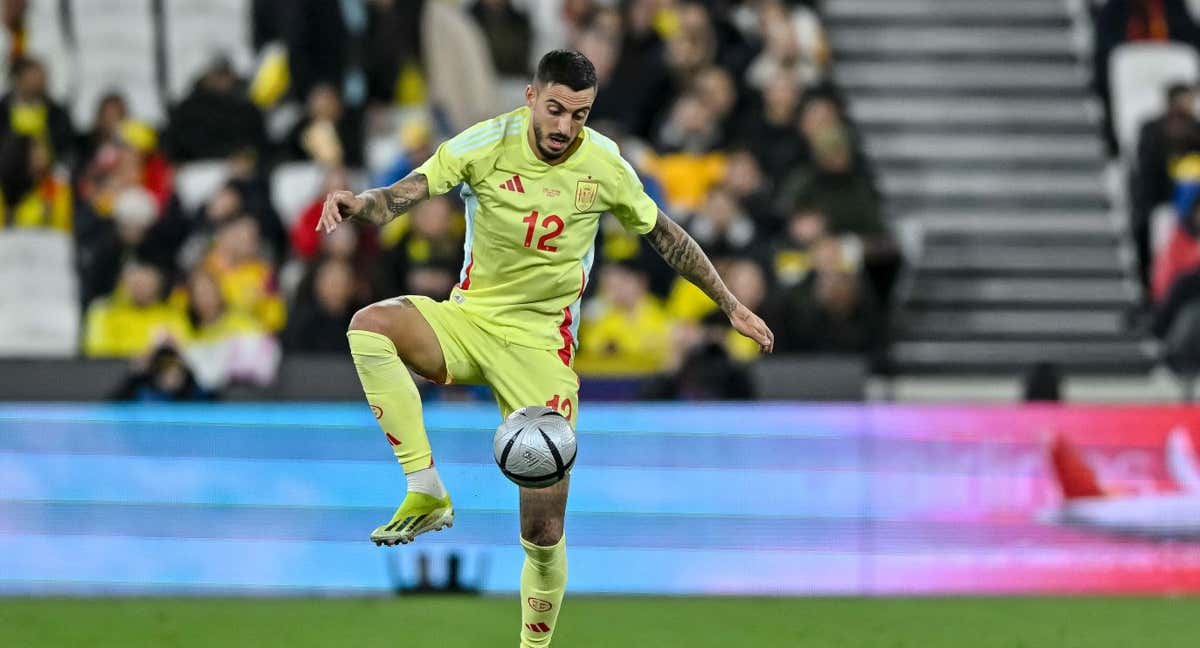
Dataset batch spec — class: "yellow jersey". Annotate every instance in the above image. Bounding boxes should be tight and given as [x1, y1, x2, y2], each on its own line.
[414, 106, 659, 358]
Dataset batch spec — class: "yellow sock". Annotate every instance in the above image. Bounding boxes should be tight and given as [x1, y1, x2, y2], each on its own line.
[347, 330, 432, 473]
[519, 535, 567, 648]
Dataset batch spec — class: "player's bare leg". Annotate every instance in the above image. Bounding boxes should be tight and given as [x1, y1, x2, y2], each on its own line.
[350, 297, 449, 382]
[518, 476, 570, 647]
[348, 297, 454, 546]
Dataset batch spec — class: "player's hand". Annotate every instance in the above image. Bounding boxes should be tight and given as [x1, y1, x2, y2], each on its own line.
[316, 190, 364, 234]
[728, 303, 774, 353]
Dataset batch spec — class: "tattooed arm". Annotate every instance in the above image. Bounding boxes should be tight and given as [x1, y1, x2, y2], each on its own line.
[643, 210, 775, 352]
[316, 172, 430, 233]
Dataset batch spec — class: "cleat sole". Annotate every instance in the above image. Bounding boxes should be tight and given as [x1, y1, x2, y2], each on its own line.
[369, 508, 455, 547]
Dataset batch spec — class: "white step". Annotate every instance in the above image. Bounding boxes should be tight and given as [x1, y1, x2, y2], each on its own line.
[892, 340, 1155, 372]
[882, 170, 1104, 200]
[909, 277, 1138, 305]
[851, 97, 1093, 127]
[912, 210, 1108, 232]
[831, 26, 1074, 57]
[826, 0, 1067, 21]
[921, 244, 1122, 273]
[836, 62, 1085, 92]
[867, 133, 1103, 163]
[915, 213, 1113, 237]
[904, 310, 1126, 338]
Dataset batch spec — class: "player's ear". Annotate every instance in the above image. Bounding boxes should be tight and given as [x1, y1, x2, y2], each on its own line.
[525, 84, 538, 108]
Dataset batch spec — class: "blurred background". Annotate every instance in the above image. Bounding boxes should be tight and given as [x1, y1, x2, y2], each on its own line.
[1, 0, 1200, 646]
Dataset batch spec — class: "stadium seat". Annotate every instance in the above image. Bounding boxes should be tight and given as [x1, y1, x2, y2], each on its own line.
[270, 162, 326, 226]
[162, 0, 255, 103]
[265, 102, 303, 143]
[366, 133, 403, 180]
[69, 0, 163, 128]
[1110, 43, 1200, 156]
[0, 231, 79, 357]
[0, 229, 73, 271]
[174, 160, 232, 214]
[1152, 204, 1177, 260]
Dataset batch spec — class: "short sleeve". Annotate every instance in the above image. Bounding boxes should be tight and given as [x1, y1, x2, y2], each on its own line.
[412, 139, 468, 197]
[610, 156, 660, 235]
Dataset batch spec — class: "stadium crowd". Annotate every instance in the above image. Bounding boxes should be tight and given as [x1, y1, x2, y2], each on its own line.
[0, 0, 896, 400]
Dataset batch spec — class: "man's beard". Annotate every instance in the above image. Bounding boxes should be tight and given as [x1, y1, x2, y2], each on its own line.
[534, 123, 568, 160]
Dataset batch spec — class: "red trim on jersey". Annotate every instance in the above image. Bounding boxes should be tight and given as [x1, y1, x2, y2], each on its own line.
[459, 252, 475, 290]
[505, 179, 515, 191]
[556, 268, 586, 367]
[557, 306, 573, 367]
[513, 175, 525, 193]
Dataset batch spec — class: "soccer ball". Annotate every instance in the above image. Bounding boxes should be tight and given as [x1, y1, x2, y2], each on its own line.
[493, 406, 577, 488]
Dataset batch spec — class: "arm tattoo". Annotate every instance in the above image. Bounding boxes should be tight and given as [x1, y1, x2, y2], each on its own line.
[354, 173, 430, 226]
[644, 211, 739, 314]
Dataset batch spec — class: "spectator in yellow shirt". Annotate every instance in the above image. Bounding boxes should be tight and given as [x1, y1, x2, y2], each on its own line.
[202, 215, 286, 332]
[180, 269, 279, 390]
[575, 262, 673, 376]
[0, 135, 71, 232]
[84, 261, 190, 358]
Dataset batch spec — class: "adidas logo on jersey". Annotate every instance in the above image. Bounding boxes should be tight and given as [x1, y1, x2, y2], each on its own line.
[499, 175, 525, 193]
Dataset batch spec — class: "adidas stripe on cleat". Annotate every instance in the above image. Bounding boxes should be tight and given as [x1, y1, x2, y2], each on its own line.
[369, 491, 454, 546]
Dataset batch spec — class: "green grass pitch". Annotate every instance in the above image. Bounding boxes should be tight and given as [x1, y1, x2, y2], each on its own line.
[3, 596, 1199, 647]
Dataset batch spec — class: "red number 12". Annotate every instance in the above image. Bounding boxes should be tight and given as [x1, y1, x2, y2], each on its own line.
[522, 211, 564, 252]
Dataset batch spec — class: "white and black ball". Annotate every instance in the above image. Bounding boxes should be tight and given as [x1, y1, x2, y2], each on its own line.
[493, 406, 577, 488]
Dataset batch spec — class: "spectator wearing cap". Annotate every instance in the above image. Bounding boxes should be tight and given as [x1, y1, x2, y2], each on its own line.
[84, 260, 190, 358]
[0, 57, 74, 164]
[0, 135, 70, 232]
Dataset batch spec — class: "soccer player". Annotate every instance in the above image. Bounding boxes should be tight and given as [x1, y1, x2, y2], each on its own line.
[317, 50, 774, 647]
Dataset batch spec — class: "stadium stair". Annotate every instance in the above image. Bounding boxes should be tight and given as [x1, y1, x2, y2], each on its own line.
[825, 0, 1155, 375]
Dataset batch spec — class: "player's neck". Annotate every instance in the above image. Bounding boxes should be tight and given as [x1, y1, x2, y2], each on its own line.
[526, 127, 583, 166]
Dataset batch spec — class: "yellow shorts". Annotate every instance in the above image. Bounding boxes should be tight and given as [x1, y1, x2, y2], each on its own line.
[407, 295, 580, 426]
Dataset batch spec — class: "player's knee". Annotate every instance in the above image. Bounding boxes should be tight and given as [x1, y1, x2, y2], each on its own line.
[521, 519, 564, 547]
[349, 303, 393, 336]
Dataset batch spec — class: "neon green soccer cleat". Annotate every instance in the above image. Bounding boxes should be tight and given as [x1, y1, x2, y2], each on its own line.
[370, 492, 455, 546]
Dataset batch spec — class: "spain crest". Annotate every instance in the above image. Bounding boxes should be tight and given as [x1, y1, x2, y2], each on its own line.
[575, 179, 599, 212]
